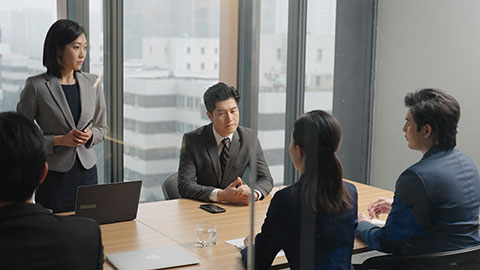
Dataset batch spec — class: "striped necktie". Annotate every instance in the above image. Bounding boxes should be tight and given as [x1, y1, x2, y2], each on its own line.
[220, 137, 230, 175]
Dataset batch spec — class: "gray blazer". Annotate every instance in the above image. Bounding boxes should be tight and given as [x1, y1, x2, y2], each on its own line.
[17, 72, 108, 172]
[178, 124, 274, 202]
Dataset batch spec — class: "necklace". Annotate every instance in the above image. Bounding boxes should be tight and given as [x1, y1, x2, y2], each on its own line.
[59, 77, 76, 85]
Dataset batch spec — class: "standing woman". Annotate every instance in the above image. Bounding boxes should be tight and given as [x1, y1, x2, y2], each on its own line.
[17, 19, 108, 213]
[241, 110, 358, 270]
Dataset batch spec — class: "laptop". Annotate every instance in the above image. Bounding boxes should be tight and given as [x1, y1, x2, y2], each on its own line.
[106, 245, 200, 270]
[74, 180, 142, 224]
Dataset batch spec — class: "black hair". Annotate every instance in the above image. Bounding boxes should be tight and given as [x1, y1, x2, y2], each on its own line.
[293, 110, 352, 213]
[404, 88, 460, 149]
[0, 112, 46, 202]
[203, 82, 240, 113]
[43, 19, 86, 78]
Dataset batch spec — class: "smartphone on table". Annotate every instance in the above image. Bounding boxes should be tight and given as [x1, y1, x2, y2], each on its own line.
[200, 204, 226, 214]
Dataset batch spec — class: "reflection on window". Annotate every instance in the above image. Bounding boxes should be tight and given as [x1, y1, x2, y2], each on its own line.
[90, 0, 105, 184]
[123, 0, 219, 202]
[305, 0, 336, 113]
[258, 0, 288, 186]
[0, 1, 56, 112]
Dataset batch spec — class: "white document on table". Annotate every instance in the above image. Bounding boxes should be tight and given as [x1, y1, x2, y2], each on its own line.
[225, 238, 285, 257]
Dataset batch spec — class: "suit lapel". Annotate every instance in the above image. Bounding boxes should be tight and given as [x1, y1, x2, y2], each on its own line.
[222, 130, 240, 184]
[76, 72, 91, 130]
[205, 125, 221, 185]
[44, 74, 75, 129]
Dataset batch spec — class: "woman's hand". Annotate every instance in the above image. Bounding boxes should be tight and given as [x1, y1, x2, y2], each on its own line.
[54, 128, 92, 147]
[73, 128, 93, 144]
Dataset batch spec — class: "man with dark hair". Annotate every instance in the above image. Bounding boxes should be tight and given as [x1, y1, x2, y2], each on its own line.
[178, 82, 273, 204]
[356, 88, 480, 256]
[0, 112, 104, 269]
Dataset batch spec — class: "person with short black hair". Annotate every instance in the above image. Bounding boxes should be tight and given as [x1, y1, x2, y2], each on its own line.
[178, 82, 273, 204]
[241, 110, 358, 269]
[17, 19, 108, 212]
[356, 88, 480, 256]
[0, 112, 104, 270]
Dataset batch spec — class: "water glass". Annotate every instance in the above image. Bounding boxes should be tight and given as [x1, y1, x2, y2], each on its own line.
[196, 222, 216, 247]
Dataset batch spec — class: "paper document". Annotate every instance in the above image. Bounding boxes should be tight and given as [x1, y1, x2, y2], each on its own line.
[371, 218, 386, 227]
[225, 238, 285, 257]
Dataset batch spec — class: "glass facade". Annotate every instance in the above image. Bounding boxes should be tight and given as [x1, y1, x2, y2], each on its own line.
[123, 0, 220, 202]
[0, 0, 56, 112]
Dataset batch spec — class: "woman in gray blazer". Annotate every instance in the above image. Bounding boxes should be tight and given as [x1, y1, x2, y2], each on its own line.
[17, 19, 108, 212]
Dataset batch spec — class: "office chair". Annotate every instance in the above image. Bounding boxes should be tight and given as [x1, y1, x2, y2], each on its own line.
[162, 172, 180, 200]
[360, 244, 480, 270]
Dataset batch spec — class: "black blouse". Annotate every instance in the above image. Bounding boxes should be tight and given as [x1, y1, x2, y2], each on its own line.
[61, 83, 81, 125]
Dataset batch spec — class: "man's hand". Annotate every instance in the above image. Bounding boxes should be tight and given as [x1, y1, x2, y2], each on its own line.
[218, 177, 250, 205]
[368, 197, 393, 218]
[358, 212, 373, 223]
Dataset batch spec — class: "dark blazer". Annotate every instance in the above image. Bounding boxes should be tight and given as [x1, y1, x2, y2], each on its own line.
[0, 203, 104, 270]
[241, 181, 358, 270]
[356, 146, 480, 256]
[178, 124, 273, 202]
[17, 72, 108, 172]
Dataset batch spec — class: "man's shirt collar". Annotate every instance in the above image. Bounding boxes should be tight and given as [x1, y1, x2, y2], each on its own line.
[212, 125, 234, 146]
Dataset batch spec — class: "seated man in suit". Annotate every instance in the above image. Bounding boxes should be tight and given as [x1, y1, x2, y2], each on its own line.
[356, 88, 480, 256]
[0, 112, 104, 270]
[178, 82, 273, 204]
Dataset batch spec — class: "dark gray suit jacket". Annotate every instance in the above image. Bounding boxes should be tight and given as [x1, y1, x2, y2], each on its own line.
[0, 203, 103, 270]
[178, 124, 273, 202]
[17, 72, 108, 172]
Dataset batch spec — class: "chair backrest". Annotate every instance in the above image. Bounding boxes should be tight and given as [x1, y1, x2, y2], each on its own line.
[361, 244, 480, 270]
[162, 173, 180, 200]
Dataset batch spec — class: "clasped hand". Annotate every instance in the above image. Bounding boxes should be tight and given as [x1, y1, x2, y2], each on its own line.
[58, 128, 93, 147]
[218, 177, 257, 205]
[358, 196, 393, 223]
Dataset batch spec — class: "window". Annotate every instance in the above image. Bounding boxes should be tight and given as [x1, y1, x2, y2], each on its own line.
[0, 1, 56, 112]
[90, 0, 106, 183]
[257, 0, 289, 186]
[201, 47, 205, 54]
[304, 0, 336, 112]
[214, 47, 218, 54]
[214, 63, 218, 70]
[123, 0, 220, 202]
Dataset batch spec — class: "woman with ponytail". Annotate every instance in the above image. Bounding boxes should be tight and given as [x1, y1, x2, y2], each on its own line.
[241, 110, 358, 270]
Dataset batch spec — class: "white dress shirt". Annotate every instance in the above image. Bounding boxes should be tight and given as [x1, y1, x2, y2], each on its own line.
[208, 126, 261, 202]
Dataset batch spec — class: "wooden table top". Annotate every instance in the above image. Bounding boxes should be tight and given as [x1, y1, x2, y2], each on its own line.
[102, 180, 394, 269]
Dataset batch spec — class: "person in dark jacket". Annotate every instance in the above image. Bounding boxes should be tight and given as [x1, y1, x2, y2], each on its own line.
[0, 112, 104, 270]
[357, 88, 480, 256]
[242, 110, 358, 270]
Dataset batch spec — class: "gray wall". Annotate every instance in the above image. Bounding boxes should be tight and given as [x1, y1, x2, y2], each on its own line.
[371, 0, 480, 191]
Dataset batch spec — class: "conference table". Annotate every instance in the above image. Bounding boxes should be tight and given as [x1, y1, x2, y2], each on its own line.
[102, 180, 394, 269]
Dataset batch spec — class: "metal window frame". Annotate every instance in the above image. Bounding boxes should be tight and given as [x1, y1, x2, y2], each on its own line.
[103, 0, 124, 183]
[283, 0, 308, 185]
[238, 1, 261, 268]
[332, 0, 377, 184]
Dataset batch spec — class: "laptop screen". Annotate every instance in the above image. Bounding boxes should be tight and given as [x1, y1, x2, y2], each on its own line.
[75, 180, 142, 224]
